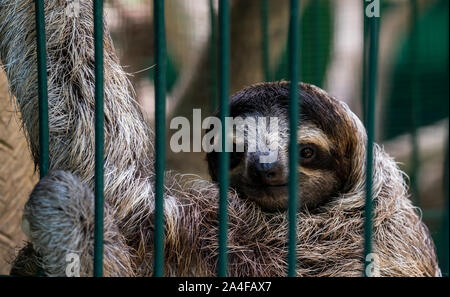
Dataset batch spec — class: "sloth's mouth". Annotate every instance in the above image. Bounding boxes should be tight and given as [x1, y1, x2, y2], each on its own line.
[238, 183, 289, 212]
[246, 183, 287, 188]
[262, 185, 288, 197]
[263, 184, 288, 189]
[241, 183, 288, 197]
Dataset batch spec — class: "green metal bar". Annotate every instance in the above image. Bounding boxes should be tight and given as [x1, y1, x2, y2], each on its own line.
[34, 0, 49, 179]
[218, 0, 230, 277]
[153, 0, 166, 277]
[361, 3, 369, 126]
[209, 0, 218, 112]
[261, 0, 270, 81]
[363, 5, 379, 277]
[442, 138, 449, 276]
[288, 0, 299, 277]
[312, 0, 320, 87]
[93, 0, 104, 277]
[409, 0, 420, 205]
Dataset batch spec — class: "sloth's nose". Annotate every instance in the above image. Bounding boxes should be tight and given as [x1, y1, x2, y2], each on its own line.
[247, 152, 286, 186]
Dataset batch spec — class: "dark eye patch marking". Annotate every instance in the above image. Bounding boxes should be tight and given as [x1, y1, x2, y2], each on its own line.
[230, 142, 245, 169]
[299, 142, 336, 171]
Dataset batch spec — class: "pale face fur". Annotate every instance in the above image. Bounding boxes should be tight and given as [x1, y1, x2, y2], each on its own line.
[219, 117, 340, 212]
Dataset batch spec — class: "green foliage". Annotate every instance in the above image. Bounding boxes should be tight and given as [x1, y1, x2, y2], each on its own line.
[383, 0, 449, 140]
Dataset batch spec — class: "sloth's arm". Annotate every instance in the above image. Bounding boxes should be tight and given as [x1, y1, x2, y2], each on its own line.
[0, 0, 155, 214]
[21, 170, 135, 276]
[0, 0, 156, 274]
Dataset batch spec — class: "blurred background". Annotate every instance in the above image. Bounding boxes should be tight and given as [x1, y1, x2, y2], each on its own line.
[0, 0, 448, 275]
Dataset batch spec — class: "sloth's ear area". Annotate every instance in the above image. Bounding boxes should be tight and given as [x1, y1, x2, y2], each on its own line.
[296, 83, 362, 191]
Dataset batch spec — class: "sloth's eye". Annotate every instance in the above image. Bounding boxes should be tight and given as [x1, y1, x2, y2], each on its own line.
[300, 147, 315, 159]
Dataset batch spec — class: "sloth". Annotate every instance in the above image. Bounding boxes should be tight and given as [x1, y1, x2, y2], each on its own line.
[0, 0, 440, 276]
[207, 82, 357, 212]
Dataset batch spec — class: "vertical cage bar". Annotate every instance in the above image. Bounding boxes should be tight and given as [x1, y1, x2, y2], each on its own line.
[93, 0, 104, 277]
[288, 0, 299, 277]
[153, 0, 166, 277]
[361, 4, 369, 126]
[218, 0, 230, 277]
[34, 0, 49, 178]
[261, 0, 270, 81]
[409, 0, 420, 205]
[443, 138, 449, 276]
[312, 0, 320, 87]
[209, 0, 218, 112]
[363, 3, 379, 277]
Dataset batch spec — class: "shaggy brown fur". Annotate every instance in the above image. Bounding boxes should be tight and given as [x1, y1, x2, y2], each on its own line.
[0, 0, 440, 276]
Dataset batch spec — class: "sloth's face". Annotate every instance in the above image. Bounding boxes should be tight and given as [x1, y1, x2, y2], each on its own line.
[206, 82, 356, 212]
[226, 119, 341, 212]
